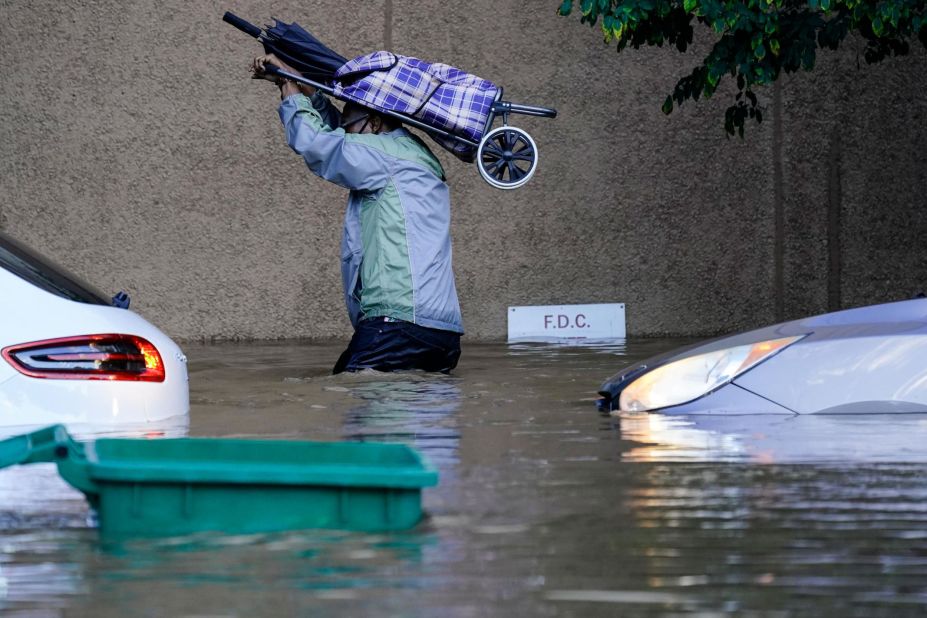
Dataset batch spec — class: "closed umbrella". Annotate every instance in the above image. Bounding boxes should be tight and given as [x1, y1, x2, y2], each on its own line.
[223, 12, 347, 84]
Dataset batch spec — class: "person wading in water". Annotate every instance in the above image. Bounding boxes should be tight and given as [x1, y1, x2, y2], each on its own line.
[251, 54, 463, 374]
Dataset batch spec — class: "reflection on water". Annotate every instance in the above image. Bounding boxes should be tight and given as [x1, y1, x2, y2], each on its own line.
[344, 376, 462, 468]
[1, 339, 927, 616]
[0, 415, 191, 526]
[0, 414, 192, 615]
[617, 411, 927, 463]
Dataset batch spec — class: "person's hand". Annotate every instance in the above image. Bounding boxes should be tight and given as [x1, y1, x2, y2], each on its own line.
[251, 53, 316, 98]
[250, 54, 296, 82]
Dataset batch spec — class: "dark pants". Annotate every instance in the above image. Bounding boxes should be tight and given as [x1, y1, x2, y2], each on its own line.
[332, 317, 461, 374]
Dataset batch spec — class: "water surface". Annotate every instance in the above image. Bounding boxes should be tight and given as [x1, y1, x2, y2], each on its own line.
[3, 339, 927, 616]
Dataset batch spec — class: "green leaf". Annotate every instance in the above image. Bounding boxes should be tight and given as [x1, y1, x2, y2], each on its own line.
[662, 95, 674, 114]
[873, 17, 884, 37]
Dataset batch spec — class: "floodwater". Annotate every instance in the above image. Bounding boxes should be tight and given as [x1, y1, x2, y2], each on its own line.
[4, 339, 927, 616]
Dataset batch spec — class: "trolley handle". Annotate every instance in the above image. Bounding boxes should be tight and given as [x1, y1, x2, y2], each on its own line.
[223, 11, 262, 38]
[256, 65, 337, 97]
[492, 101, 558, 119]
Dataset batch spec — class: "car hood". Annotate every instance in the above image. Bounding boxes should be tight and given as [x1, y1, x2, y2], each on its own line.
[599, 298, 927, 406]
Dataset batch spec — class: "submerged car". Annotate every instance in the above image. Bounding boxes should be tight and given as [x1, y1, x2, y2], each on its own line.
[598, 298, 927, 415]
[0, 231, 189, 428]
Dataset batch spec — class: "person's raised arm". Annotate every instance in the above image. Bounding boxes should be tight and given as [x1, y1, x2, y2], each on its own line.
[252, 54, 389, 190]
[253, 54, 339, 129]
[278, 97, 391, 191]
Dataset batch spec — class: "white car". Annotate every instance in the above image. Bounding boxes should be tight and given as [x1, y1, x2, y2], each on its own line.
[0, 231, 189, 429]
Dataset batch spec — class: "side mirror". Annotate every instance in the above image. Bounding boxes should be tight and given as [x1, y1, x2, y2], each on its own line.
[111, 291, 131, 309]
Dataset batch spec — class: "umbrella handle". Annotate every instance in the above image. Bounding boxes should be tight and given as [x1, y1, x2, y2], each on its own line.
[223, 11, 262, 39]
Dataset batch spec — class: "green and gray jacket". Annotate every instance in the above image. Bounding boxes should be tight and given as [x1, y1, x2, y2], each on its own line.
[279, 93, 463, 334]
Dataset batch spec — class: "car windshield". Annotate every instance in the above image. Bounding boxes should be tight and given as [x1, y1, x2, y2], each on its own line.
[0, 231, 111, 306]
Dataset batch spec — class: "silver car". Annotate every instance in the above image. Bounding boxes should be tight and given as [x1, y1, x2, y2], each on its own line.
[599, 298, 927, 415]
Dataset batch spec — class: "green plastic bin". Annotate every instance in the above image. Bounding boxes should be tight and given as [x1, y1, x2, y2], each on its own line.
[0, 425, 438, 538]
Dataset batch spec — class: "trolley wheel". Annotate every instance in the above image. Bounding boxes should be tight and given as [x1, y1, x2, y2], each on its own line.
[476, 126, 538, 190]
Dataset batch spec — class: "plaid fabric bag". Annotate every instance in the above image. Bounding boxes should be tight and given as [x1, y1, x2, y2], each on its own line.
[333, 51, 499, 162]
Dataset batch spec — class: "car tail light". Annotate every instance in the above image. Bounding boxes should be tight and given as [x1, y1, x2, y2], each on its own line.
[1, 334, 165, 382]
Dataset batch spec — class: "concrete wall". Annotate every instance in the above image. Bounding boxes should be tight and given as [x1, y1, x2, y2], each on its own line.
[1, 0, 925, 341]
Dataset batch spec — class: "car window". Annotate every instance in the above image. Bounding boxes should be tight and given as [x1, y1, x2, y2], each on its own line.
[0, 231, 111, 306]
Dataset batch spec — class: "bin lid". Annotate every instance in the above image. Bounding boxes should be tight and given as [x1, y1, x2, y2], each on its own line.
[85, 437, 439, 489]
